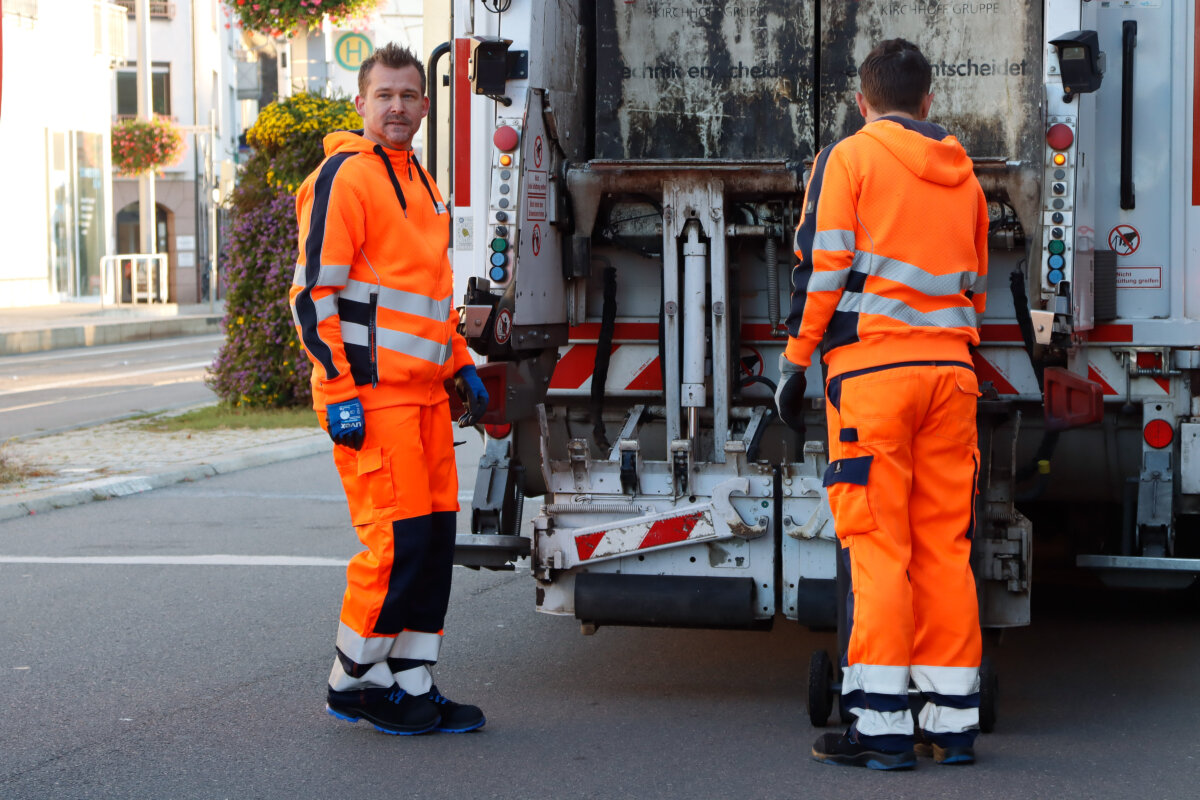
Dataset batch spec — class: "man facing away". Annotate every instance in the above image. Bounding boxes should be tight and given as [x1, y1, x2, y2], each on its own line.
[290, 42, 489, 735]
[775, 38, 989, 769]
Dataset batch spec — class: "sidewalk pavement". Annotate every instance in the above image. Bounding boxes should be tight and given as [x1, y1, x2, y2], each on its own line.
[0, 413, 332, 522]
[0, 300, 226, 355]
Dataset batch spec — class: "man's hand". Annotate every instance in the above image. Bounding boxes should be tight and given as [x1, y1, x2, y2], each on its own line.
[454, 365, 489, 427]
[326, 397, 365, 450]
[775, 354, 808, 438]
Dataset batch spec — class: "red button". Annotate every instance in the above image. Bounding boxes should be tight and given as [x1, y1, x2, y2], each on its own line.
[1144, 418, 1173, 449]
[493, 126, 519, 152]
[1046, 123, 1074, 151]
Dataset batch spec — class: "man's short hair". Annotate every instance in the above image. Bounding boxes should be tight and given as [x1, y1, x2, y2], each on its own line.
[858, 39, 932, 116]
[358, 42, 426, 96]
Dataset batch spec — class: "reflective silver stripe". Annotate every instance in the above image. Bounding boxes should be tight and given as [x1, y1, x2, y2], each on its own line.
[842, 663, 909, 695]
[312, 293, 339, 322]
[393, 664, 433, 695]
[858, 252, 981, 297]
[852, 709, 914, 737]
[293, 263, 351, 287]
[806, 267, 853, 293]
[911, 664, 981, 696]
[328, 658, 395, 692]
[970, 272, 988, 295]
[812, 228, 856, 252]
[837, 292, 978, 329]
[335, 621, 394, 664]
[388, 630, 443, 662]
[290, 303, 301, 328]
[342, 321, 449, 365]
[340, 278, 451, 323]
[918, 703, 979, 735]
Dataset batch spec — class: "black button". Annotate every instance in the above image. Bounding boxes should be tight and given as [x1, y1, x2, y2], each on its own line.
[1051, 212, 1064, 224]
[495, 211, 508, 222]
[1051, 227, 1063, 239]
[500, 170, 511, 180]
[1053, 169, 1066, 180]
[1052, 183, 1065, 195]
[1052, 199, 1065, 210]
[496, 225, 508, 237]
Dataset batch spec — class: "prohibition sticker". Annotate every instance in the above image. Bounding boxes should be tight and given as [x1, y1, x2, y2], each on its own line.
[1108, 224, 1141, 256]
[533, 135, 544, 168]
[531, 224, 542, 256]
[739, 346, 764, 377]
[494, 307, 512, 344]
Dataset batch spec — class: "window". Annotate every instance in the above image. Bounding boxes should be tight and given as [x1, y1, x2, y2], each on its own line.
[116, 64, 171, 117]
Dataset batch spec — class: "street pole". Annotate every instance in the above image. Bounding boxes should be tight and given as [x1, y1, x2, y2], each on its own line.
[209, 109, 218, 314]
[135, 0, 157, 297]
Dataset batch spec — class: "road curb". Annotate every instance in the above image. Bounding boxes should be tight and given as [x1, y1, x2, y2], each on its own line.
[0, 435, 331, 522]
[0, 316, 224, 356]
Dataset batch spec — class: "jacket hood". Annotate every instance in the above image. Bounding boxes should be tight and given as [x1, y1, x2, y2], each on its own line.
[859, 116, 975, 187]
[323, 129, 416, 162]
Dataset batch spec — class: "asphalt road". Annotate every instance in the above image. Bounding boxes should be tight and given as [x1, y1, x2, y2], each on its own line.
[0, 335, 221, 440]
[2, 451, 1199, 798]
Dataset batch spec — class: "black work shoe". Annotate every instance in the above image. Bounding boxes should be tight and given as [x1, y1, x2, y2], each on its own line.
[812, 731, 916, 771]
[424, 685, 486, 733]
[914, 730, 975, 764]
[326, 685, 440, 735]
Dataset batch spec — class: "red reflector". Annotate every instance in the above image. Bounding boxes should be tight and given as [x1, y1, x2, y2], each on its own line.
[1135, 351, 1162, 369]
[484, 423, 512, 439]
[1046, 123, 1074, 151]
[493, 126, 519, 152]
[1144, 419, 1174, 449]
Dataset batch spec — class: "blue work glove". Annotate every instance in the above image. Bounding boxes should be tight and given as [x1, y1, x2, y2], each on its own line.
[774, 354, 808, 438]
[453, 365, 489, 428]
[326, 397, 365, 450]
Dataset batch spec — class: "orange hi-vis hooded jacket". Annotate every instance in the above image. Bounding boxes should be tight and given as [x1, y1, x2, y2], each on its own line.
[785, 116, 989, 378]
[291, 130, 474, 412]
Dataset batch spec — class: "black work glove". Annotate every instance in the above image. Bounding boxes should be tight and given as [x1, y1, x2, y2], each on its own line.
[774, 354, 808, 437]
[453, 365, 489, 427]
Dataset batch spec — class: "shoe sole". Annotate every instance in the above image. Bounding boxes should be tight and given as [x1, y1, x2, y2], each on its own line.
[920, 743, 976, 765]
[326, 704, 439, 735]
[812, 750, 916, 771]
[436, 716, 486, 734]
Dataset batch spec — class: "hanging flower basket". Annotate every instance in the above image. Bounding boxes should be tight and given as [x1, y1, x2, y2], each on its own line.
[225, 0, 381, 38]
[111, 116, 185, 177]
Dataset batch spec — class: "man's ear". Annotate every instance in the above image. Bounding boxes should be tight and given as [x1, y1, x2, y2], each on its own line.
[855, 91, 870, 121]
[917, 92, 934, 121]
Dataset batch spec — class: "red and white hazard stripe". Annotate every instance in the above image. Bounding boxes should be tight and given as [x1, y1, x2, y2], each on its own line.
[574, 509, 713, 562]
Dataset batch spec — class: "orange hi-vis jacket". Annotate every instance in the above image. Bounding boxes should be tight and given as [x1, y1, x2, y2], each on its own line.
[291, 130, 473, 412]
[785, 116, 989, 377]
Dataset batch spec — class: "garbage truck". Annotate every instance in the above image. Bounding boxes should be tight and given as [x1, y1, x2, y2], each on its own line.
[428, 0, 1200, 652]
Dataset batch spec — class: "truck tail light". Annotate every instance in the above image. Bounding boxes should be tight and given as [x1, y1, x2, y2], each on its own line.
[1143, 419, 1173, 449]
[485, 423, 512, 439]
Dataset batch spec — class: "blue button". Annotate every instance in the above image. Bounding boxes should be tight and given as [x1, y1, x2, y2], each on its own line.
[490, 251, 506, 268]
[1047, 269, 1064, 285]
[489, 265, 507, 282]
[1048, 254, 1065, 270]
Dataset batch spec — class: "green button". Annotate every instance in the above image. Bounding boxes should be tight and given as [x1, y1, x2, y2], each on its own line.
[490, 237, 507, 253]
[1048, 239, 1065, 255]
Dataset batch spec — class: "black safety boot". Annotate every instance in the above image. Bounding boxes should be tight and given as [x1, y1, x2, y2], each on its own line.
[812, 729, 916, 771]
[424, 685, 486, 733]
[326, 685, 440, 735]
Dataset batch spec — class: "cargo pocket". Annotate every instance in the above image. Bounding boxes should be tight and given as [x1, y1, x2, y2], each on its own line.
[335, 446, 397, 526]
[823, 454, 877, 538]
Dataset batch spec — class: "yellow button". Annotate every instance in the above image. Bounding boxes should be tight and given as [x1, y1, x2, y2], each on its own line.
[499, 154, 513, 166]
[1052, 153, 1066, 166]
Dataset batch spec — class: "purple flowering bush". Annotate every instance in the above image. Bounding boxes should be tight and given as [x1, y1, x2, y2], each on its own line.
[208, 92, 356, 408]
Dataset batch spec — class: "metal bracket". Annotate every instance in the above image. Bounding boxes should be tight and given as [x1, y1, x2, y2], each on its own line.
[711, 477, 768, 539]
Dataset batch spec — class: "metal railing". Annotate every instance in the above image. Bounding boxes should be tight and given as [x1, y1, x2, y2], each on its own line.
[94, 1, 128, 63]
[111, 0, 174, 20]
[100, 254, 169, 306]
[3, 0, 38, 19]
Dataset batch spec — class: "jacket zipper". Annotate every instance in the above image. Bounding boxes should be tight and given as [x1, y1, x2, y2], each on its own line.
[368, 290, 379, 388]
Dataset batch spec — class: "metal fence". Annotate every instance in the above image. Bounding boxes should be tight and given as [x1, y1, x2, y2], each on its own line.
[3, 0, 38, 20]
[111, 0, 175, 20]
[99, 254, 169, 306]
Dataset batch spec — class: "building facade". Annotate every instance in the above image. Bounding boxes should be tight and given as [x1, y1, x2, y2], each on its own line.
[0, 0, 126, 307]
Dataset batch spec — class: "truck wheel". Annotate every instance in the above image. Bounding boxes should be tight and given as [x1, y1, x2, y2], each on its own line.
[808, 650, 834, 727]
[979, 655, 998, 733]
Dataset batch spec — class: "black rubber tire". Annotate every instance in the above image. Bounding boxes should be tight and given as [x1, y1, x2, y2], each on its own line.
[808, 650, 834, 727]
[979, 655, 999, 733]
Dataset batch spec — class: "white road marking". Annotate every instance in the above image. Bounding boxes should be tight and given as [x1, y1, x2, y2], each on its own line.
[0, 555, 349, 566]
[0, 336, 223, 365]
[0, 361, 213, 398]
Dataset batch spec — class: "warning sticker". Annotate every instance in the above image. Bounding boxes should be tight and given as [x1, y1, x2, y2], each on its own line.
[1115, 266, 1162, 289]
[494, 307, 513, 344]
[531, 224, 542, 256]
[527, 195, 548, 222]
[1108, 224, 1141, 256]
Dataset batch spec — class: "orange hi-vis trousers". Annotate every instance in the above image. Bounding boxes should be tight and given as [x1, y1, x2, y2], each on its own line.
[823, 361, 982, 749]
[321, 401, 460, 696]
